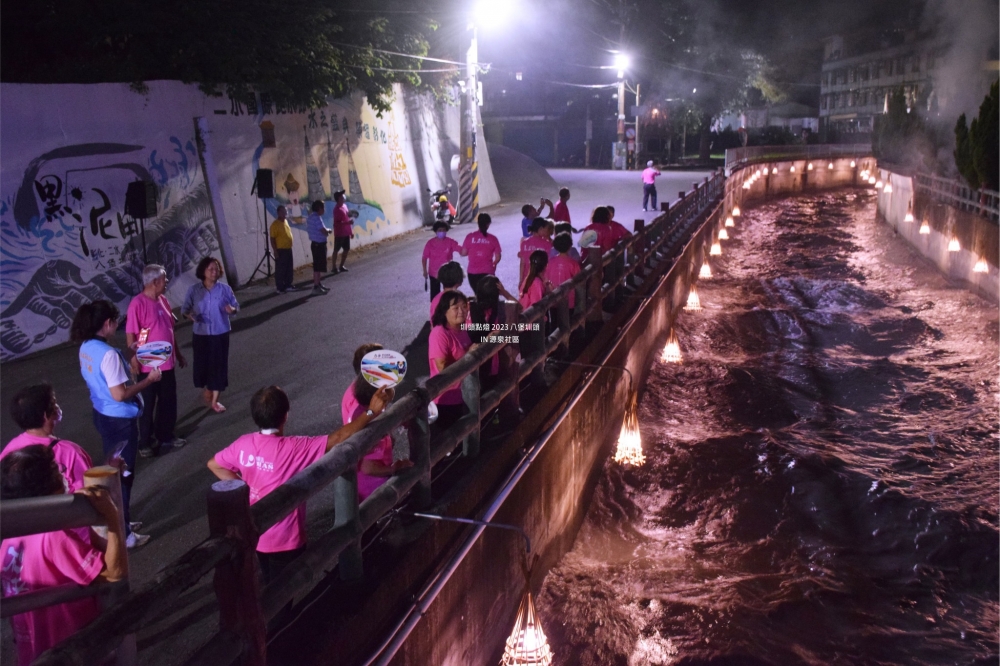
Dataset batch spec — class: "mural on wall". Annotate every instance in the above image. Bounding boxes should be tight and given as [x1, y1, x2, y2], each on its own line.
[250, 97, 418, 243]
[0, 138, 221, 361]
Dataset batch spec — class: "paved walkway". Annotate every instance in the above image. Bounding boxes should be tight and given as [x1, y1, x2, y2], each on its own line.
[0, 166, 711, 663]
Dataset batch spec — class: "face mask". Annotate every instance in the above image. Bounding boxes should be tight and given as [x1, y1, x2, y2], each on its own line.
[54, 406, 63, 423]
[436, 231, 447, 239]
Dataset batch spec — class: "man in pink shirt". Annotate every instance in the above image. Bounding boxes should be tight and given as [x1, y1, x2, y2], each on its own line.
[331, 190, 354, 273]
[547, 234, 582, 308]
[3, 384, 92, 493]
[208, 384, 392, 582]
[642, 160, 661, 211]
[552, 187, 572, 224]
[422, 221, 462, 299]
[461, 213, 502, 293]
[126, 264, 186, 457]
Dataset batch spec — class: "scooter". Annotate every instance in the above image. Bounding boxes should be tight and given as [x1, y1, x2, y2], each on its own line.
[428, 185, 457, 224]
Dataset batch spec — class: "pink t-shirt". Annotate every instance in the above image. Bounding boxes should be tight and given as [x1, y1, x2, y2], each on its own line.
[553, 200, 571, 223]
[582, 223, 614, 254]
[422, 236, 461, 279]
[642, 167, 661, 184]
[546, 254, 582, 308]
[333, 203, 353, 237]
[519, 235, 553, 279]
[462, 231, 501, 275]
[428, 325, 472, 405]
[350, 404, 394, 501]
[341, 383, 360, 424]
[608, 220, 631, 245]
[519, 276, 547, 310]
[213, 433, 328, 553]
[2, 529, 103, 666]
[125, 292, 176, 372]
[2, 434, 92, 493]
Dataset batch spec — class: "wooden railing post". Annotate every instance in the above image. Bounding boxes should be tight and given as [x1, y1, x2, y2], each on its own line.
[498, 302, 521, 417]
[461, 372, 481, 458]
[333, 470, 363, 581]
[206, 480, 266, 666]
[634, 219, 647, 276]
[406, 397, 432, 509]
[585, 246, 603, 332]
[85, 466, 136, 666]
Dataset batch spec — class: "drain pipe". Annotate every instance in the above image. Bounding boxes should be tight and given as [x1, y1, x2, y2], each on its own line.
[364, 255, 667, 665]
[364, 349, 622, 666]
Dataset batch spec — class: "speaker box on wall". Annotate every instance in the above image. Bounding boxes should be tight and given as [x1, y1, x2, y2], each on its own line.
[124, 181, 158, 219]
[256, 169, 274, 199]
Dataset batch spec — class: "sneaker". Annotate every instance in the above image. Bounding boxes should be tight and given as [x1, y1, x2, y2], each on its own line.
[286, 285, 302, 292]
[164, 437, 187, 449]
[126, 532, 151, 549]
[338, 266, 348, 273]
[642, 208, 647, 212]
[138, 445, 158, 458]
[312, 285, 328, 294]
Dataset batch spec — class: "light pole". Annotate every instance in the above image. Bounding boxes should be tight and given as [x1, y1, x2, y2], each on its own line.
[614, 52, 629, 170]
[458, 19, 479, 225]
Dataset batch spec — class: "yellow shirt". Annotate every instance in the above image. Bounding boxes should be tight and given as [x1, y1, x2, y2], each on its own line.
[269, 218, 294, 250]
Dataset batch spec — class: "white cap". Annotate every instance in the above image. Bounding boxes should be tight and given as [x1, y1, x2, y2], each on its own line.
[647, 160, 654, 167]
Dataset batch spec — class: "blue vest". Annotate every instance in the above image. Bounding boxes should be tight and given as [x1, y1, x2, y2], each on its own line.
[79, 339, 142, 419]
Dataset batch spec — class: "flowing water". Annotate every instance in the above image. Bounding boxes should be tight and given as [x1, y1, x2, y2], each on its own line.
[537, 191, 999, 666]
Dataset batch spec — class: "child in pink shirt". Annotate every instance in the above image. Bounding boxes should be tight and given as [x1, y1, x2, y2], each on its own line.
[1, 445, 128, 666]
[209, 385, 391, 581]
[519, 250, 551, 310]
[546, 234, 582, 308]
[606, 205, 633, 246]
[552, 187, 572, 223]
[349, 380, 413, 500]
[428, 262, 465, 320]
[519, 218, 554, 283]
[422, 221, 462, 300]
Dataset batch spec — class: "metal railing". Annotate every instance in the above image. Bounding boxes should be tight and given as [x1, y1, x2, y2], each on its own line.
[28, 171, 726, 666]
[913, 172, 1000, 222]
[1, 466, 135, 665]
[725, 143, 872, 173]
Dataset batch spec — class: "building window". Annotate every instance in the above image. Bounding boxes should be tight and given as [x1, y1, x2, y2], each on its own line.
[872, 62, 880, 79]
[911, 55, 920, 73]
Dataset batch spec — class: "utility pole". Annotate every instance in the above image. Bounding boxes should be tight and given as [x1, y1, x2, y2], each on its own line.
[585, 102, 591, 168]
[458, 23, 479, 225]
[634, 83, 641, 167]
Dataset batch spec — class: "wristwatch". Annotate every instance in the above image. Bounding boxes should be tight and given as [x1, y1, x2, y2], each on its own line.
[365, 409, 375, 418]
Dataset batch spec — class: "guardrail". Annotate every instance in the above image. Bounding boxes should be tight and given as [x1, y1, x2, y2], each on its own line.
[725, 143, 872, 173]
[913, 172, 1000, 222]
[1, 466, 135, 665]
[29, 171, 726, 666]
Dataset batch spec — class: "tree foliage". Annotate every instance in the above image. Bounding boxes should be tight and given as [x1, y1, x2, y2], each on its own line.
[872, 87, 929, 169]
[953, 81, 998, 191]
[0, 0, 449, 112]
[954, 114, 978, 189]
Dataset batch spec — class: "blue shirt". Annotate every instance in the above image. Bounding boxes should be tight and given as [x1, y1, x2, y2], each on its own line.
[521, 217, 532, 238]
[182, 281, 239, 335]
[306, 211, 330, 243]
[79, 339, 141, 418]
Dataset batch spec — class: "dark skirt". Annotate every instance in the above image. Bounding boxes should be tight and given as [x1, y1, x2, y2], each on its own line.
[192, 332, 230, 391]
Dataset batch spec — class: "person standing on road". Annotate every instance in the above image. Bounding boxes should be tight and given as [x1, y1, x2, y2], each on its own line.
[306, 200, 331, 294]
[71, 299, 160, 548]
[552, 187, 572, 225]
[521, 198, 553, 238]
[270, 205, 298, 293]
[207, 384, 393, 583]
[461, 213, 502, 293]
[126, 264, 186, 458]
[642, 160, 661, 211]
[422, 221, 462, 300]
[182, 257, 239, 414]
[331, 190, 353, 274]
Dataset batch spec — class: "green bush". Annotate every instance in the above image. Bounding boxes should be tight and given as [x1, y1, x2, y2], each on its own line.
[954, 81, 998, 191]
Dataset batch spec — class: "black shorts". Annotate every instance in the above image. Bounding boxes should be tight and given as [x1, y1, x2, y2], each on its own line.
[333, 236, 351, 252]
[310, 241, 327, 273]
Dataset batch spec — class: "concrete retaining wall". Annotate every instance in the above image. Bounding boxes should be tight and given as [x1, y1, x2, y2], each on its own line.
[874, 169, 999, 303]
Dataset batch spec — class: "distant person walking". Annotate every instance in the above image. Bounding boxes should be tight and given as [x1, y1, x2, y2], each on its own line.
[642, 160, 661, 211]
[71, 299, 159, 548]
[331, 190, 354, 273]
[422, 221, 462, 300]
[270, 205, 298, 293]
[306, 200, 331, 294]
[461, 213, 502, 293]
[126, 264, 186, 457]
[182, 257, 239, 414]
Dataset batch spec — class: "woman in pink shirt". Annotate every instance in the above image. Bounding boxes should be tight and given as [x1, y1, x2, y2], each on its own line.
[581, 206, 615, 257]
[547, 234, 582, 309]
[351, 378, 413, 501]
[605, 205, 633, 246]
[461, 213, 503, 293]
[519, 250, 552, 311]
[1, 445, 128, 666]
[341, 342, 384, 423]
[519, 218, 554, 285]
[428, 291, 474, 431]
[422, 221, 462, 300]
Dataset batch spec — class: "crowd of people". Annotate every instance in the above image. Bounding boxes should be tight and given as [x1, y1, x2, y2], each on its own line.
[1, 181, 651, 664]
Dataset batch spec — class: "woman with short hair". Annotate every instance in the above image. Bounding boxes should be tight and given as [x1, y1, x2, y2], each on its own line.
[182, 257, 239, 413]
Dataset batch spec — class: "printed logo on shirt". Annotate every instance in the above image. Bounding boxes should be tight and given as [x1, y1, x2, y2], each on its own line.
[1, 544, 27, 596]
[238, 451, 275, 472]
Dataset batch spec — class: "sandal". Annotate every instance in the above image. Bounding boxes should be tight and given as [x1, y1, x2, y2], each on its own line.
[211, 402, 227, 413]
